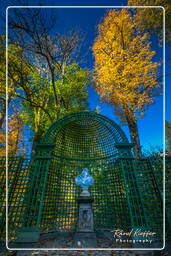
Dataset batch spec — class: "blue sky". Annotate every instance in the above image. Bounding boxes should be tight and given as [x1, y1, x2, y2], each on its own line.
[1, 0, 171, 154]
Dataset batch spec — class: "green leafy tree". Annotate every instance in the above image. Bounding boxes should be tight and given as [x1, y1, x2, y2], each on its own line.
[9, 8, 83, 119]
[8, 8, 91, 152]
[22, 63, 91, 148]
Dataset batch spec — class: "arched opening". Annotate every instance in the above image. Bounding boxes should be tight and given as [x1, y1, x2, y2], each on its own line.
[38, 112, 133, 232]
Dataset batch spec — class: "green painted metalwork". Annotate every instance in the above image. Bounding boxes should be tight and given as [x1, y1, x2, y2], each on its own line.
[42, 111, 129, 145]
[0, 111, 167, 247]
[0, 157, 31, 245]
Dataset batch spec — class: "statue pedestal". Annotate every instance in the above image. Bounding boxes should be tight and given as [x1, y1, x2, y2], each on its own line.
[73, 196, 97, 248]
[77, 197, 94, 232]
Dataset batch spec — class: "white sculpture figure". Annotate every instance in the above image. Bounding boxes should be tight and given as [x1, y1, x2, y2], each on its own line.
[75, 168, 94, 196]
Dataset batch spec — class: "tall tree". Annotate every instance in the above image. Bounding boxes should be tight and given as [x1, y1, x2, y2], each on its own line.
[7, 8, 90, 153]
[92, 9, 160, 157]
[9, 8, 82, 119]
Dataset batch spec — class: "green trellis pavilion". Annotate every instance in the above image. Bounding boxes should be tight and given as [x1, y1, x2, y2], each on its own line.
[0, 111, 170, 247]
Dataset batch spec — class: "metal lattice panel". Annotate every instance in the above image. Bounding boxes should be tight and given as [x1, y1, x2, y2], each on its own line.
[134, 158, 163, 237]
[40, 157, 131, 232]
[0, 157, 31, 243]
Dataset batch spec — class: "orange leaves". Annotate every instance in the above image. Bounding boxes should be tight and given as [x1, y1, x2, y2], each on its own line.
[92, 9, 160, 120]
[0, 112, 26, 157]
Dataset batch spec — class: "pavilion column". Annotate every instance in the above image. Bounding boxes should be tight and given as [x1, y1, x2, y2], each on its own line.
[16, 143, 55, 246]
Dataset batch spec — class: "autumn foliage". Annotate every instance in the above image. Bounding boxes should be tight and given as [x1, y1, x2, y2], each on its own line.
[128, 0, 171, 45]
[0, 112, 26, 157]
[92, 9, 160, 157]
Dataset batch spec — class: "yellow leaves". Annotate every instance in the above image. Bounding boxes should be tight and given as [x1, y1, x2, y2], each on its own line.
[0, 113, 26, 157]
[0, 36, 33, 89]
[94, 10, 133, 52]
[92, 9, 160, 119]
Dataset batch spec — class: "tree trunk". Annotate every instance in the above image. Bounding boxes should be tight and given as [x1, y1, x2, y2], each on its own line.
[0, 97, 7, 129]
[31, 132, 42, 156]
[0, 111, 5, 129]
[126, 116, 142, 158]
